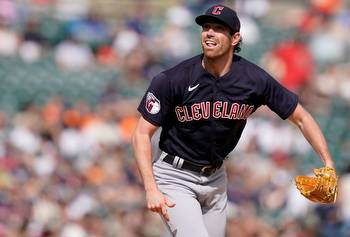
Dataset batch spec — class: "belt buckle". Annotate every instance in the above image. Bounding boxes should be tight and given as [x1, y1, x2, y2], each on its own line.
[200, 165, 214, 176]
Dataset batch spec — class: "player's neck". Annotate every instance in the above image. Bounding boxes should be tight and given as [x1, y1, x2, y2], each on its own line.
[202, 54, 233, 78]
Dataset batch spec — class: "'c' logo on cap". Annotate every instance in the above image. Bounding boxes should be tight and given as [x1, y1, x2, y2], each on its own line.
[212, 6, 224, 15]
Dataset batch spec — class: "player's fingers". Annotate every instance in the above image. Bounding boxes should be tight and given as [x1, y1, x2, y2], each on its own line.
[165, 197, 176, 208]
[163, 212, 170, 222]
[161, 205, 170, 222]
[148, 203, 161, 213]
[147, 204, 155, 211]
[151, 201, 167, 214]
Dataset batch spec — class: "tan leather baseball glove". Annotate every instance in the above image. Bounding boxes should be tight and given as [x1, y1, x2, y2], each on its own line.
[295, 167, 338, 204]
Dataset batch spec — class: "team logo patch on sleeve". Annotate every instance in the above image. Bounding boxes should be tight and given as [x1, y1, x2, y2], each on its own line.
[145, 92, 161, 114]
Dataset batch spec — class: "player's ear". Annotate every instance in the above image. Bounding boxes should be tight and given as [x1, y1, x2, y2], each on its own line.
[231, 32, 241, 47]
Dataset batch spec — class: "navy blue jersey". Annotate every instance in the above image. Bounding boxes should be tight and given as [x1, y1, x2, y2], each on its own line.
[138, 54, 298, 165]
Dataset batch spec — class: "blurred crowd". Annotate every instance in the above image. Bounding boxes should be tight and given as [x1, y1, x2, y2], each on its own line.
[1, 0, 350, 236]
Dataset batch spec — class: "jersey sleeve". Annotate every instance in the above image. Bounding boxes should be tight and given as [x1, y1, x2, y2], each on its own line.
[137, 72, 172, 126]
[259, 69, 298, 120]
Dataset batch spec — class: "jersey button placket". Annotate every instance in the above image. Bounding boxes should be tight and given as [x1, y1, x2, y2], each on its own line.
[210, 79, 218, 162]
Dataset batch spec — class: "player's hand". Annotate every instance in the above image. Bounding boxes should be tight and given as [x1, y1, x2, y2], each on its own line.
[146, 189, 176, 221]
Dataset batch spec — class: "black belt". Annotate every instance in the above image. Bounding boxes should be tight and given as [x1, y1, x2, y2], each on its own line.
[163, 154, 222, 177]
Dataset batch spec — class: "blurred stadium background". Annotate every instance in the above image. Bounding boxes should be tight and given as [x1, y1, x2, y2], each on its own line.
[0, 0, 350, 236]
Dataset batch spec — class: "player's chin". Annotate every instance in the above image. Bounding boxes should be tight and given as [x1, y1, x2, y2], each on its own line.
[202, 47, 214, 55]
[202, 49, 220, 59]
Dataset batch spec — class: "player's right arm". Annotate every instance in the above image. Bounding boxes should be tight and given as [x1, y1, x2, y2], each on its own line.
[132, 116, 175, 221]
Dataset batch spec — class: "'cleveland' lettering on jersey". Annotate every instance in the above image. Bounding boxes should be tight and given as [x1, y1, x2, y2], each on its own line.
[175, 102, 254, 122]
[138, 54, 298, 164]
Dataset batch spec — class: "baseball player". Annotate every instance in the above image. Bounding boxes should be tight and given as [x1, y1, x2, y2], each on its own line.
[132, 5, 336, 237]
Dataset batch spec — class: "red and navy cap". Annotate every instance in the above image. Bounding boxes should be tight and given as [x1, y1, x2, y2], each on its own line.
[195, 5, 240, 33]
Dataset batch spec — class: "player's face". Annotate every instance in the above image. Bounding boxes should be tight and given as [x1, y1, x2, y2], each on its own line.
[201, 22, 240, 59]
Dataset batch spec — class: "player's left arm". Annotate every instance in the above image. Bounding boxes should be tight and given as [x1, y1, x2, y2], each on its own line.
[288, 103, 335, 169]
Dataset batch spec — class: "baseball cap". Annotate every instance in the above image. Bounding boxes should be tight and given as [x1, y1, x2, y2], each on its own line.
[195, 5, 240, 33]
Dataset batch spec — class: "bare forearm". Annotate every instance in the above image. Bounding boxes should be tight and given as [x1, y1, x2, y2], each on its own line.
[289, 105, 334, 168]
[132, 118, 175, 220]
[298, 114, 333, 167]
[132, 129, 159, 192]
